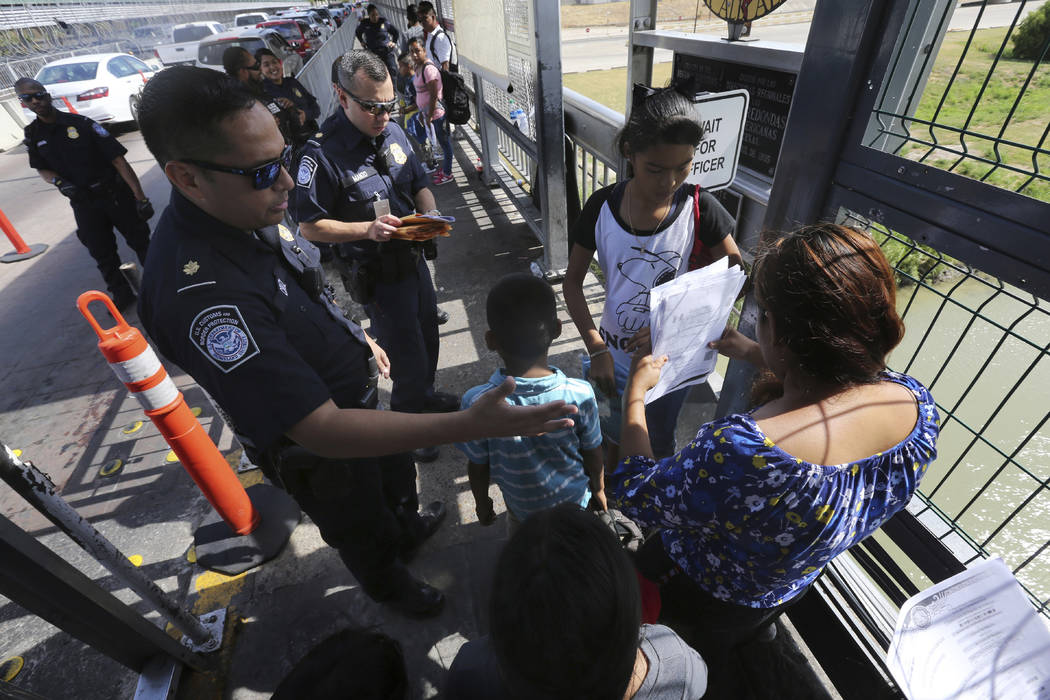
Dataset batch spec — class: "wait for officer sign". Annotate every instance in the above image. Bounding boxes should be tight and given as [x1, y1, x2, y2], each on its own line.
[685, 89, 749, 192]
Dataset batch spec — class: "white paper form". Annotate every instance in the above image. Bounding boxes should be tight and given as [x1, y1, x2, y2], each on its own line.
[645, 259, 746, 404]
[887, 557, 1050, 700]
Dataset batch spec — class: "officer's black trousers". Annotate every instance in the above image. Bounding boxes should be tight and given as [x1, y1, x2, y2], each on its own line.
[285, 449, 424, 598]
[365, 256, 440, 413]
[71, 182, 150, 296]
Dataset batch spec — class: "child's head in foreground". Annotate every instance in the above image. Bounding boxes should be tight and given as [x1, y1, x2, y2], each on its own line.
[489, 503, 641, 699]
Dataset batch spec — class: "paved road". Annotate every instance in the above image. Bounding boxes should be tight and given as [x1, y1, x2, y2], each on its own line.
[561, 0, 1048, 74]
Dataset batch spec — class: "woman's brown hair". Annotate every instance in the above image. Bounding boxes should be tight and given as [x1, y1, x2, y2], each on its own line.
[752, 223, 905, 390]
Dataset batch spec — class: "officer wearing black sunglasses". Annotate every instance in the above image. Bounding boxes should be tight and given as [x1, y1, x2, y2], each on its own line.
[16, 76, 153, 309]
[136, 66, 580, 619]
[291, 50, 460, 464]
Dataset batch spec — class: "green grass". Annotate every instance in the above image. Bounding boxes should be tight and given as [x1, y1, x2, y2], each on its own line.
[899, 27, 1050, 202]
[563, 63, 674, 115]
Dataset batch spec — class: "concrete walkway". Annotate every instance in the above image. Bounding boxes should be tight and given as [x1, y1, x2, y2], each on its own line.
[0, 125, 619, 699]
[0, 121, 839, 698]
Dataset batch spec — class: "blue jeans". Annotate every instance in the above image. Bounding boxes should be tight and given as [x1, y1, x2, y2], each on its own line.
[408, 112, 454, 175]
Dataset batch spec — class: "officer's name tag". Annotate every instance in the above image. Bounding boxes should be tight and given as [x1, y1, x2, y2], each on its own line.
[190, 305, 260, 373]
[373, 199, 390, 218]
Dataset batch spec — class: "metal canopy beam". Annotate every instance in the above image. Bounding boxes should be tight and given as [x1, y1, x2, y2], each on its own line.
[533, 0, 569, 273]
[632, 29, 805, 72]
[0, 516, 208, 673]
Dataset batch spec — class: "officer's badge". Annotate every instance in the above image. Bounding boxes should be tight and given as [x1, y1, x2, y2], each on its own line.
[183, 260, 200, 275]
[297, 155, 318, 188]
[294, 89, 302, 98]
[315, 132, 323, 138]
[277, 278, 288, 296]
[67, 126, 79, 139]
[190, 305, 260, 373]
[389, 142, 407, 165]
[278, 224, 295, 242]
[92, 123, 109, 137]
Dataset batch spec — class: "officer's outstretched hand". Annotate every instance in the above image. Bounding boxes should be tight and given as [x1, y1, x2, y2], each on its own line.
[367, 214, 400, 242]
[470, 377, 577, 437]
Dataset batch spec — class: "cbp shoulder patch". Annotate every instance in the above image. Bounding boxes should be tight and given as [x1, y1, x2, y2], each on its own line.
[92, 122, 110, 138]
[297, 155, 318, 187]
[190, 305, 260, 373]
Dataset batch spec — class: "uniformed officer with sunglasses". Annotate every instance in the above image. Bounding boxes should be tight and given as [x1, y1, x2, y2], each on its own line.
[290, 49, 459, 464]
[136, 66, 577, 619]
[16, 76, 153, 309]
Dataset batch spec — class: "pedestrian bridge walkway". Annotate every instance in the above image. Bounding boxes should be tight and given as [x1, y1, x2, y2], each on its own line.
[0, 126, 835, 698]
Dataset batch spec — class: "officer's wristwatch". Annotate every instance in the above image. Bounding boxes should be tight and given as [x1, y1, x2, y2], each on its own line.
[424, 209, 441, 217]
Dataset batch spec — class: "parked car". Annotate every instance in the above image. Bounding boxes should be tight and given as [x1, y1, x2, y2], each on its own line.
[197, 28, 304, 76]
[26, 53, 157, 124]
[256, 19, 316, 61]
[325, 6, 347, 26]
[275, 11, 332, 42]
[153, 21, 225, 66]
[234, 12, 270, 27]
[309, 7, 337, 29]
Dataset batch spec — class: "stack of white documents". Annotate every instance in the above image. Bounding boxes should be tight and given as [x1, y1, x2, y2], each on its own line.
[646, 259, 746, 404]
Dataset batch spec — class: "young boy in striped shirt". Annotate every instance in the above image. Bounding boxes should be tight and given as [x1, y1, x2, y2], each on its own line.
[457, 274, 606, 531]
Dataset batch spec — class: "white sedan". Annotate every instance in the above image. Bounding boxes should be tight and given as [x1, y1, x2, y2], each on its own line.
[26, 53, 157, 125]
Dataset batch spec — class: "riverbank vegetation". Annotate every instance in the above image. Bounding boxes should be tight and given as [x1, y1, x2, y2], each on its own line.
[899, 26, 1050, 203]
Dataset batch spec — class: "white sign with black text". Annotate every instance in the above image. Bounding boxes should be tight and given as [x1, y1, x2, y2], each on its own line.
[685, 89, 749, 192]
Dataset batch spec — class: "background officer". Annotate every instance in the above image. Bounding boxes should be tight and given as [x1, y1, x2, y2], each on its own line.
[355, 4, 400, 81]
[136, 66, 575, 618]
[290, 50, 457, 464]
[223, 47, 296, 146]
[257, 48, 320, 148]
[17, 77, 153, 309]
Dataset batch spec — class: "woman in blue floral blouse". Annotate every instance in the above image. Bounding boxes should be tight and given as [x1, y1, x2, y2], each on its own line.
[611, 223, 940, 691]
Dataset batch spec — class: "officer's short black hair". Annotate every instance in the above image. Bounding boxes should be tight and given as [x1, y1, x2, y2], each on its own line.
[255, 48, 277, 62]
[366, 3, 377, 12]
[418, 0, 436, 17]
[222, 46, 251, 76]
[337, 49, 389, 93]
[13, 77, 42, 93]
[139, 65, 258, 167]
[487, 273, 559, 361]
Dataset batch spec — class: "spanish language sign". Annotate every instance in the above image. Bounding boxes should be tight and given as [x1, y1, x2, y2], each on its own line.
[685, 89, 749, 192]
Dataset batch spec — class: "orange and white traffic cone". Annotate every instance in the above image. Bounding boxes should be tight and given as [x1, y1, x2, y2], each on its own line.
[78, 291, 300, 574]
[0, 207, 48, 263]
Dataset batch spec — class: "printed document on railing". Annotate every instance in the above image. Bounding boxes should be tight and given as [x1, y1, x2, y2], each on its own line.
[887, 557, 1050, 700]
[646, 259, 746, 404]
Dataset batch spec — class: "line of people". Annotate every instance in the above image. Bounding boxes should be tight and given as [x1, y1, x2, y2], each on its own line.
[18, 37, 942, 697]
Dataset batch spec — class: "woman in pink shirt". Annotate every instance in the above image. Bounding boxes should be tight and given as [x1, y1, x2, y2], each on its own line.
[407, 38, 454, 185]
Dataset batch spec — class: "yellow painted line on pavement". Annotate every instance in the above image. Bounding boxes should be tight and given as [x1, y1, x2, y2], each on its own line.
[190, 406, 203, 417]
[12, 449, 21, 458]
[192, 570, 248, 615]
[186, 546, 197, 563]
[165, 450, 178, 463]
[98, 458, 123, 478]
[121, 420, 144, 435]
[238, 470, 263, 488]
[128, 555, 143, 567]
[0, 656, 24, 681]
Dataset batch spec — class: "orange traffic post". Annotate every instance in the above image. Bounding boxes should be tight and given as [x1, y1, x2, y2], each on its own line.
[78, 291, 301, 574]
[0, 207, 47, 263]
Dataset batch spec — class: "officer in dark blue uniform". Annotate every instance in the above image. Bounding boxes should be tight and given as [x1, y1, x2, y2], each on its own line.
[135, 66, 577, 618]
[257, 48, 321, 148]
[355, 4, 401, 80]
[290, 49, 458, 464]
[18, 77, 153, 309]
